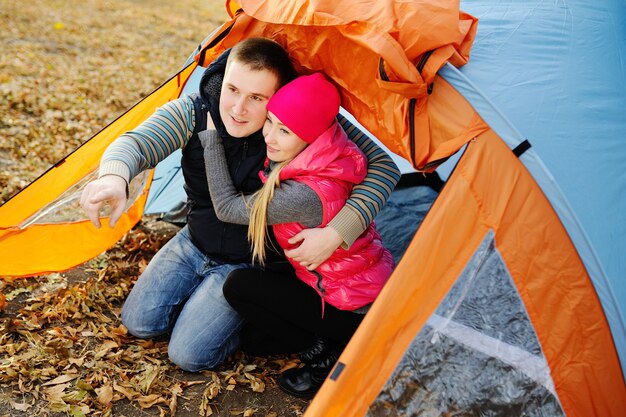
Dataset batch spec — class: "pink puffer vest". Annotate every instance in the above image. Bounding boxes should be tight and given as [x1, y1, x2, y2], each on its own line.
[261, 121, 394, 311]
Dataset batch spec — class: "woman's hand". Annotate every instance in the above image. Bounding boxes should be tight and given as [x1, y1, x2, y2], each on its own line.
[284, 226, 344, 270]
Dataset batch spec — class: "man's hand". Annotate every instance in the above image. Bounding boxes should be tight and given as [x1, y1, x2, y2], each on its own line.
[79, 175, 128, 228]
[284, 227, 344, 270]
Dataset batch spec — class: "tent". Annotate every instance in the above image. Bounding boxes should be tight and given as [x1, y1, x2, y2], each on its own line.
[1, 0, 624, 415]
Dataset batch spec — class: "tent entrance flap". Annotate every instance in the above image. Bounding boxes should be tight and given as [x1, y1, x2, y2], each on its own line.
[0, 63, 197, 277]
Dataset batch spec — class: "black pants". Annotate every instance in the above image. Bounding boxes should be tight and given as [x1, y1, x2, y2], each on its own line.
[223, 267, 364, 356]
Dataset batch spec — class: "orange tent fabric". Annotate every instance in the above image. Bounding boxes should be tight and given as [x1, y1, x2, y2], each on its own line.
[202, 0, 478, 169]
[0, 65, 196, 277]
[307, 125, 625, 417]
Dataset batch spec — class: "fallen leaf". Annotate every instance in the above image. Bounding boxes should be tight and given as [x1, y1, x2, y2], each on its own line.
[48, 401, 70, 413]
[69, 404, 90, 417]
[241, 372, 266, 393]
[184, 380, 206, 387]
[204, 380, 221, 400]
[42, 373, 79, 386]
[200, 400, 214, 417]
[169, 383, 183, 415]
[43, 382, 71, 402]
[96, 384, 113, 405]
[137, 394, 166, 409]
[93, 340, 118, 359]
[242, 364, 256, 372]
[137, 364, 161, 394]
[9, 400, 32, 411]
[62, 389, 88, 403]
[113, 381, 137, 401]
[68, 357, 85, 366]
[75, 380, 93, 391]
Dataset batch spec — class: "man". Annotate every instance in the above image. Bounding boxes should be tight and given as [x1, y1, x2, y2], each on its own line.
[80, 38, 400, 371]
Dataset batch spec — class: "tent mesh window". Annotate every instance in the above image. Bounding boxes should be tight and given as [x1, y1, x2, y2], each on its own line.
[367, 230, 565, 417]
[20, 171, 149, 227]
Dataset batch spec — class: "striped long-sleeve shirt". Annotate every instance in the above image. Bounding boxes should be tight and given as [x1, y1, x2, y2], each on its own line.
[99, 95, 401, 247]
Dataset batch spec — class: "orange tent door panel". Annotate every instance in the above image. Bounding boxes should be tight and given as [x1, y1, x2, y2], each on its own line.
[0, 64, 196, 277]
[307, 132, 625, 417]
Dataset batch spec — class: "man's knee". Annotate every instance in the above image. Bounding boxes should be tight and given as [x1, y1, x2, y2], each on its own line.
[168, 337, 232, 372]
[121, 308, 170, 339]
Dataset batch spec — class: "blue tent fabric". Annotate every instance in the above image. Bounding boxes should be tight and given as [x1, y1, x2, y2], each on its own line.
[144, 66, 205, 215]
[452, 0, 626, 375]
[144, 149, 184, 216]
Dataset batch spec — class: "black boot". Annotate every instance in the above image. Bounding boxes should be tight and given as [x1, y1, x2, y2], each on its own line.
[278, 338, 341, 399]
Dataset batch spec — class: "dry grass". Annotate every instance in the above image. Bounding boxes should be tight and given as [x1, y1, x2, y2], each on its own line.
[0, 0, 227, 204]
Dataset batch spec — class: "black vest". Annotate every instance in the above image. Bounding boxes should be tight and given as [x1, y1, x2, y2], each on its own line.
[181, 51, 283, 264]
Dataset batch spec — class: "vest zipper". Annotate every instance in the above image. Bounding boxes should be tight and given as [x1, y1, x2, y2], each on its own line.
[242, 140, 248, 160]
[312, 270, 326, 318]
[232, 139, 248, 182]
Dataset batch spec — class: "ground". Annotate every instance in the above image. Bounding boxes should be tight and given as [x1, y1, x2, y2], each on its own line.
[1, 219, 310, 416]
[0, 1, 310, 416]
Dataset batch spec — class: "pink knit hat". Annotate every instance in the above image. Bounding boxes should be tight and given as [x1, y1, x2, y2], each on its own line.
[266, 73, 340, 143]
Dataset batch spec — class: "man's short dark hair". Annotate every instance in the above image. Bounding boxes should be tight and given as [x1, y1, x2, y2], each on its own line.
[229, 38, 297, 88]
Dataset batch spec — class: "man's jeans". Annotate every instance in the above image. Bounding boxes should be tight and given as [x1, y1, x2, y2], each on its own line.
[121, 226, 248, 371]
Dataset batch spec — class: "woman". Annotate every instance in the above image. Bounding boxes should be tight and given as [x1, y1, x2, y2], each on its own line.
[201, 73, 394, 398]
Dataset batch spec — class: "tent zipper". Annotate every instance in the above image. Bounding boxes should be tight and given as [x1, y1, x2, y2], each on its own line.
[409, 50, 436, 168]
[408, 97, 417, 167]
[417, 50, 435, 94]
[418, 157, 451, 172]
[379, 51, 435, 168]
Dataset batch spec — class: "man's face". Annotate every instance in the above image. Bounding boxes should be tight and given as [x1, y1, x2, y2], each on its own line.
[219, 60, 280, 138]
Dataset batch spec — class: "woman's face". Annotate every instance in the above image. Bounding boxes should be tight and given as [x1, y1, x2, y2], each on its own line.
[262, 112, 308, 162]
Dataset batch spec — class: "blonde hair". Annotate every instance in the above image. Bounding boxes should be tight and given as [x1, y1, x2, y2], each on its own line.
[248, 160, 291, 264]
